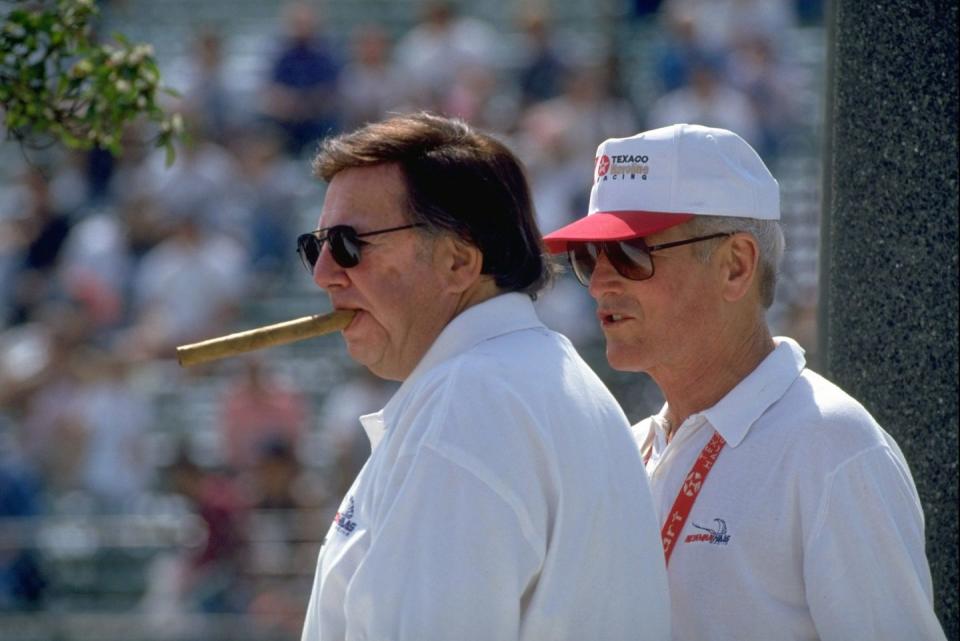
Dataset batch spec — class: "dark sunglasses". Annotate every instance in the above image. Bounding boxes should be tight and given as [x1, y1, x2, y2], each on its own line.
[567, 233, 732, 286]
[296, 223, 424, 272]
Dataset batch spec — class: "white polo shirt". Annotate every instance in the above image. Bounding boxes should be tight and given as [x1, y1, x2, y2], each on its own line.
[302, 293, 670, 641]
[634, 337, 945, 641]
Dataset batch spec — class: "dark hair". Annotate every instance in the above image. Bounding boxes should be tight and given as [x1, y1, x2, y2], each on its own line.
[313, 112, 551, 297]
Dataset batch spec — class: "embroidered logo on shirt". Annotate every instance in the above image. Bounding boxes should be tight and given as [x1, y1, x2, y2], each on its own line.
[333, 497, 357, 536]
[685, 518, 731, 545]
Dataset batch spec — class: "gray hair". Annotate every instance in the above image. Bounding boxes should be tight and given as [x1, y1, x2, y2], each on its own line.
[683, 216, 785, 308]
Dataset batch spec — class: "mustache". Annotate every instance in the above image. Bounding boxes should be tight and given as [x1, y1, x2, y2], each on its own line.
[595, 295, 642, 318]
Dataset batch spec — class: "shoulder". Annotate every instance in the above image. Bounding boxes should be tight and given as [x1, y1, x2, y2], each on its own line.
[761, 368, 908, 472]
[430, 325, 581, 388]
[466, 327, 622, 414]
[423, 327, 569, 409]
[398, 327, 626, 444]
[773, 369, 881, 437]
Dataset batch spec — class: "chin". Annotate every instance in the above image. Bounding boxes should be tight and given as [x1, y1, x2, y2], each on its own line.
[342, 343, 393, 380]
[605, 344, 647, 373]
[345, 340, 374, 368]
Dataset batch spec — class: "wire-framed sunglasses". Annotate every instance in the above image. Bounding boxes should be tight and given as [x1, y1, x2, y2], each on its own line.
[296, 223, 424, 272]
[567, 233, 732, 286]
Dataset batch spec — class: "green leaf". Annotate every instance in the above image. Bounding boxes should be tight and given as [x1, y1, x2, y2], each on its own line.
[1, 0, 183, 161]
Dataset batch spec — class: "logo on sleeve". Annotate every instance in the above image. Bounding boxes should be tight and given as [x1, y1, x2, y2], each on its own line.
[685, 518, 730, 545]
[333, 497, 357, 536]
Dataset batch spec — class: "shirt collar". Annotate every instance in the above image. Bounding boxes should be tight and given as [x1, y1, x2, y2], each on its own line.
[700, 336, 806, 447]
[361, 293, 544, 448]
[359, 410, 386, 450]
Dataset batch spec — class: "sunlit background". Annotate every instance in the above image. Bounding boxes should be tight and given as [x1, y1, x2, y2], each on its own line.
[0, 0, 825, 638]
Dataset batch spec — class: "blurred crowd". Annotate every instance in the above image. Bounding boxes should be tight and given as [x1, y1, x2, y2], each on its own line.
[0, 0, 822, 636]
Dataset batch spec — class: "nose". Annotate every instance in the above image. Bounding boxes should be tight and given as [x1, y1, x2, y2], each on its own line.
[312, 240, 349, 291]
[587, 252, 623, 300]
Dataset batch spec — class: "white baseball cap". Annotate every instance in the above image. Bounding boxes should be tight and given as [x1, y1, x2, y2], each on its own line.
[542, 124, 780, 253]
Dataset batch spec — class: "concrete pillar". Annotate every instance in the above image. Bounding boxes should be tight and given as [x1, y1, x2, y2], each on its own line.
[820, 0, 958, 636]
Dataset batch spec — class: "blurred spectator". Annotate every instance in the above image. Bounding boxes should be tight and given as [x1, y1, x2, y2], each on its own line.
[443, 63, 519, 132]
[260, 2, 341, 156]
[653, 12, 724, 93]
[228, 127, 301, 283]
[179, 28, 243, 145]
[393, 0, 498, 111]
[73, 348, 151, 512]
[514, 10, 570, 107]
[249, 438, 302, 510]
[3, 167, 74, 325]
[337, 24, 408, 131]
[646, 59, 760, 149]
[95, 121, 159, 204]
[115, 192, 168, 262]
[54, 207, 131, 334]
[13, 311, 90, 494]
[726, 32, 801, 162]
[162, 447, 249, 614]
[123, 206, 246, 358]
[244, 437, 323, 639]
[0, 460, 47, 610]
[661, 0, 794, 52]
[132, 123, 244, 237]
[218, 356, 308, 473]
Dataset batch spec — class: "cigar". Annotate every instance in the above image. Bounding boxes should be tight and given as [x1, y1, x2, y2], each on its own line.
[176, 309, 356, 367]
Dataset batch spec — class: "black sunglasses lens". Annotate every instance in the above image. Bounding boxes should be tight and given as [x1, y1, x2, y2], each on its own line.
[297, 234, 320, 272]
[329, 229, 361, 268]
[607, 239, 653, 280]
[297, 227, 363, 272]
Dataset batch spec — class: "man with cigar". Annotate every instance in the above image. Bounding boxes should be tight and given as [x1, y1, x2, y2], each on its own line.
[298, 112, 670, 641]
[542, 123, 945, 640]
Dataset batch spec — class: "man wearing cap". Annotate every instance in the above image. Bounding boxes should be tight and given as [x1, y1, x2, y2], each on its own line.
[543, 123, 945, 640]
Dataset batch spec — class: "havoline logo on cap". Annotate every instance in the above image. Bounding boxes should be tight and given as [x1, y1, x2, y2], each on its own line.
[595, 152, 649, 183]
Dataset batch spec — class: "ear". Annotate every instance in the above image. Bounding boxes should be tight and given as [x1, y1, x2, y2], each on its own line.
[719, 233, 760, 303]
[435, 235, 484, 294]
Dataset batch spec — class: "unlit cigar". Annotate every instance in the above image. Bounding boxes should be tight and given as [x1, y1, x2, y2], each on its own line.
[176, 309, 356, 367]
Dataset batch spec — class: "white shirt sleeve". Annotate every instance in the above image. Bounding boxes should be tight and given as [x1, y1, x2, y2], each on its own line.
[803, 445, 946, 641]
[341, 444, 542, 641]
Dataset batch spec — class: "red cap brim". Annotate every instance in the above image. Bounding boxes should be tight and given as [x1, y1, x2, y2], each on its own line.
[542, 211, 696, 253]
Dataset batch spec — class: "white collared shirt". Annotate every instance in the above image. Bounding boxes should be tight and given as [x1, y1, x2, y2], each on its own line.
[302, 293, 670, 641]
[634, 337, 945, 641]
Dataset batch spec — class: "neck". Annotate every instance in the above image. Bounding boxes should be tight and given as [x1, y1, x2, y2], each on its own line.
[658, 321, 775, 441]
[452, 277, 501, 318]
